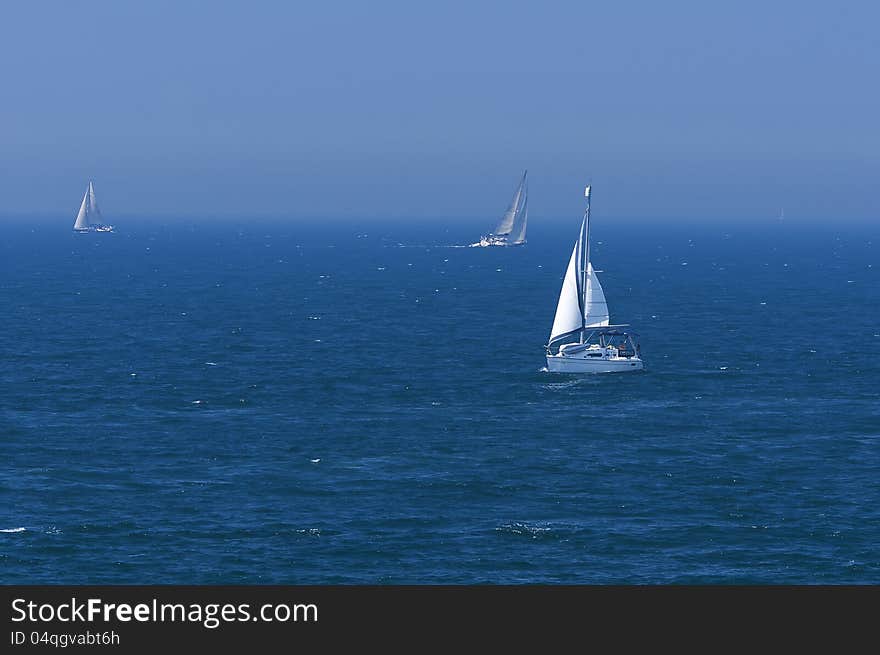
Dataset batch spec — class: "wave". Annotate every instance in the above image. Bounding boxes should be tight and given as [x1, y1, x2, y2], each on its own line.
[393, 244, 472, 248]
[495, 522, 553, 539]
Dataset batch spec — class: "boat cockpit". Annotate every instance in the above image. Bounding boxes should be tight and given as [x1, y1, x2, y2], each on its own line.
[547, 327, 641, 360]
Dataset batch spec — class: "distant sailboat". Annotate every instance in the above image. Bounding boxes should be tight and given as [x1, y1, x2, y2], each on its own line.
[545, 185, 643, 373]
[472, 170, 528, 247]
[778, 208, 785, 221]
[73, 181, 113, 233]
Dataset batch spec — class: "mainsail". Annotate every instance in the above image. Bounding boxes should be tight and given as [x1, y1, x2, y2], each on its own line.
[508, 185, 528, 245]
[492, 170, 527, 236]
[549, 232, 583, 343]
[73, 188, 90, 230]
[548, 185, 609, 344]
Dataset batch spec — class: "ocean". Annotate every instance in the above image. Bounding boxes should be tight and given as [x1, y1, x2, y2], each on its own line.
[1, 216, 878, 583]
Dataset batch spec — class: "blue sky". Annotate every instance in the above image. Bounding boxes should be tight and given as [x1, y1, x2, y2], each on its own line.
[1, 0, 877, 221]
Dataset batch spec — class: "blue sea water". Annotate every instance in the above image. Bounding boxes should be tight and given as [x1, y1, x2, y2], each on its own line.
[1, 216, 878, 584]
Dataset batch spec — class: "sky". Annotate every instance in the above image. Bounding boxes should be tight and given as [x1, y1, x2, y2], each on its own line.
[0, 0, 878, 222]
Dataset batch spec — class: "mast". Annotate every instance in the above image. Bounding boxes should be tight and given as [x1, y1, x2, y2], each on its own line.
[580, 185, 591, 342]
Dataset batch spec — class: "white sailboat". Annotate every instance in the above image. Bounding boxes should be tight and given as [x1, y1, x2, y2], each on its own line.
[472, 170, 528, 247]
[545, 185, 643, 373]
[73, 181, 114, 233]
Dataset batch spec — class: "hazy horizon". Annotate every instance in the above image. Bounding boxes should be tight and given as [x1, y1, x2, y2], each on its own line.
[1, 1, 877, 222]
[5, 209, 876, 231]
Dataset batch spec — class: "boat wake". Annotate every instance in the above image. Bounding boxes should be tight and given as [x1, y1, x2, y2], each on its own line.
[1, 527, 27, 533]
[391, 244, 470, 249]
[539, 376, 601, 390]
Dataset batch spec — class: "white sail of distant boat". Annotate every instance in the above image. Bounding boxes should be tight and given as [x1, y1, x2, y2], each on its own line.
[88, 182, 103, 224]
[472, 170, 528, 247]
[73, 181, 113, 232]
[73, 188, 90, 231]
[545, 185, 643, 373]
[508, 184, 528, 245]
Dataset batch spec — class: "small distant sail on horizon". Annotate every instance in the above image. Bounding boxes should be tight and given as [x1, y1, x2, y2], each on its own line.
[73, 181, 113, 232]
[471, 170, 528, 247]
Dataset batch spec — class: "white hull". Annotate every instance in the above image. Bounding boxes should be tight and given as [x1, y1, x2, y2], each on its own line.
[546, 353, 644, 373]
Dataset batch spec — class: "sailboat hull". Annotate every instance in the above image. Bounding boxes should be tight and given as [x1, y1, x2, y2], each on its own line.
[470, 235, 525, 247]
[546, 354, 644, 373]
